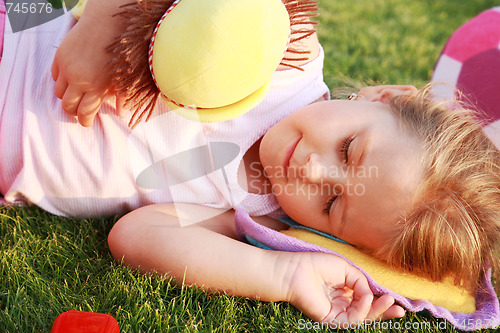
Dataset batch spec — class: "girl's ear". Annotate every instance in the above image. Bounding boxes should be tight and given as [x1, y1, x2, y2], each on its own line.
[358, 85, 418, 103]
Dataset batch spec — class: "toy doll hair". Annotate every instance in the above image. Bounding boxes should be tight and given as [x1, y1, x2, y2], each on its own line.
[376, 84, 500, 294]
[107, 0, 319, 128]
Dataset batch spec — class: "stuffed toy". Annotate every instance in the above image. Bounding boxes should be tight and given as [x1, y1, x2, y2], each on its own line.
[101, 0, 319, 126]
[70, 0, 86, 19]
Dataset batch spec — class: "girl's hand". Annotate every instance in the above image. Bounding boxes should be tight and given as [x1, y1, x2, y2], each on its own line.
[282, 252, 405, 328]
[51, 21, 109, 126]
[51, 1, 126, 127]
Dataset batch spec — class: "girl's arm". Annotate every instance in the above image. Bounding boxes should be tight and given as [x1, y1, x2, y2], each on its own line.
[51, 0, 130, 126]
[107, 203, 404, 326]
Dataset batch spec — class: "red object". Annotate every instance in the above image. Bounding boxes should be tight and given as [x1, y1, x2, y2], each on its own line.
[51, 310, 120, 333]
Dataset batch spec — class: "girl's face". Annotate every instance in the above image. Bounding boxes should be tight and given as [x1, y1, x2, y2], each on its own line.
[259, 99, 422, 252]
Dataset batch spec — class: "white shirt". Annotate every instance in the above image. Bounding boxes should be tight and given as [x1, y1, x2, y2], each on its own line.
[0, 11, 329, 217]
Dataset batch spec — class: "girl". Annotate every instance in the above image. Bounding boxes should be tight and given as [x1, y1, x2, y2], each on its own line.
[2, 0, 499, 326]
[107, 84, 500, 326]
[0, 0, 404, 326]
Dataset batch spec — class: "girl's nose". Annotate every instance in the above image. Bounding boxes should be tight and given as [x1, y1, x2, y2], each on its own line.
[302, 153, 347, 185]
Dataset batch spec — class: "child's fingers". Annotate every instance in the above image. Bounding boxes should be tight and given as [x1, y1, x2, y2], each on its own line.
[327, 265, 373, 324]
[328, 287, 353, 313]
[367, 294, 405, 321]
[366, 294, 394, 320]
[54, 77, 68, 100]
[51, 56, 59, 82]
[347, 293, 373, 323]
[357, 85, 418, 104]
[61, 86, 83, 117]
[325, 293, 372, 327]
[380, 304, 405, 320]
[344, 264, 372, 300]
[77, 92, 106, 127]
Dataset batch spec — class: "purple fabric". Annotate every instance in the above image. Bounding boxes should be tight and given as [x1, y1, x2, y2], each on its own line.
[235, 210, 500, 331]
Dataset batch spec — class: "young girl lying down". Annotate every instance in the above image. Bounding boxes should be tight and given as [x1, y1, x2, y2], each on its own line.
[108, 83, 500, 322]
[1, 0, 499, 327]
[0, 0, 406, 325]
[97, 0, 498, 325]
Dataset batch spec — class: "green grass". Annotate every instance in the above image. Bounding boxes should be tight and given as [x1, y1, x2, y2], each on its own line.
[318, 0, 499, 88]
[2, 0, 500, 332]
[0, 207, 482, 333]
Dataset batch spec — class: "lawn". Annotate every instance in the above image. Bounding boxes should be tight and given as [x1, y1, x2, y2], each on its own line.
[1, 0, 499, 332]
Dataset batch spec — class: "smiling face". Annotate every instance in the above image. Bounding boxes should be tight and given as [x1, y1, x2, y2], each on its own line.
[259, 99, 423, 253]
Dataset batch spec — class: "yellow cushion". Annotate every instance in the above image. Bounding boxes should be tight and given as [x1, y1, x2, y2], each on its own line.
[281, 228, 476, 313]
[152, 0, 290, 121]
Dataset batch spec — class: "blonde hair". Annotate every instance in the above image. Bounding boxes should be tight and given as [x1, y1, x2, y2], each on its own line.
[378, 84, 500, 293]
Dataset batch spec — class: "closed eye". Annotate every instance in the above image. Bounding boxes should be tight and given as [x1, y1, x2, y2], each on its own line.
[340, 136, 354, 163]
[323, 195, 337, 215]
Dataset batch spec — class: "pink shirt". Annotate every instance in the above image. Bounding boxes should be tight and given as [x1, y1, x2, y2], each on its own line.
[0, 0, 5, 61]
[0, 11, 329, 217]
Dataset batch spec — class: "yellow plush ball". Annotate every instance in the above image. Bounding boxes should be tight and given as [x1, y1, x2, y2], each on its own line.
[151, 0, 290, 122]
[70, 0, 87, 20]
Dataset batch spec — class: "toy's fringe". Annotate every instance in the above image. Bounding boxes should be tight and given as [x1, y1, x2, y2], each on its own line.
[107, 0, 319, 128]
[106, 0, 171, 128]
[280, 0, 319, 70]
